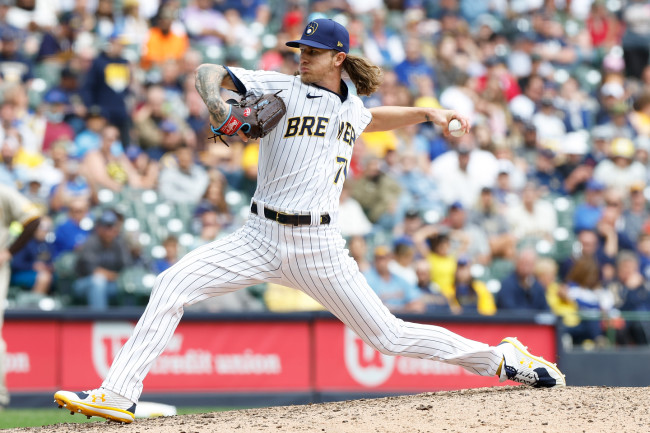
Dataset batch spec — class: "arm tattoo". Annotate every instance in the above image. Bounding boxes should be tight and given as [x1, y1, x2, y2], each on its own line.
[195, 65, 230, 124]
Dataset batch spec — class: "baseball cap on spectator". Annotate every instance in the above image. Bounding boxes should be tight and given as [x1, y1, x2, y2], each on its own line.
[125, 145, 142, 161]
[586, 179, 605, 191]
[484, 56, 506, 67]
[600, 82, 624, 99]
[405, 208, 420, 219]
[562, 131, 589, 155]
[286, 19, 349, 54]
[610, 137, 635, 159]
[373, 245, 391, 258]
[86, 105, 104, 119]
[160, 120, 178, 133]
[393, 236, 415, 252]
[538, 147, 556, 159]
[630, 181, 645, 194]
[457, 256, 470, 266]
[449, 201, 464, 211]
[97, 209, 118, 227]
[609, 101, 629, 115]
[636, 136, 650, 153]
[480, 185, 493, 194]
[540, 97, 555, 107]
[497, 159, 514, 175]
[591, 125, 614, 142]
[44, 89, 69, 105]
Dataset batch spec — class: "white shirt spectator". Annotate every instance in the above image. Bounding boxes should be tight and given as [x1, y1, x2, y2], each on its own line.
[593, 159, 647, 192]
[339, 194, 373, 238]
[431, 149, 499, 208]
[507, 199, 558, 241]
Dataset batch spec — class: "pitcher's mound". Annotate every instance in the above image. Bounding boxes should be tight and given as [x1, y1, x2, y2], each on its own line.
[10, 386, 649, 433]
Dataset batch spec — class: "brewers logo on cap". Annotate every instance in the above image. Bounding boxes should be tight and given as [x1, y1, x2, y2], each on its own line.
[305, 22, 318, 35]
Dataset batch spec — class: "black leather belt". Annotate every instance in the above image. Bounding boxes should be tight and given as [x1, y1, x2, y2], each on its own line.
[250, 203, 330, 226]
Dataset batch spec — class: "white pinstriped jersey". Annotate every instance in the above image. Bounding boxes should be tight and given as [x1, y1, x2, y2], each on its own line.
[227, 67, 372, 213]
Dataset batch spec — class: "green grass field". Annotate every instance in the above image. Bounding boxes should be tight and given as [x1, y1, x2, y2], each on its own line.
[0, 407, 230, 430]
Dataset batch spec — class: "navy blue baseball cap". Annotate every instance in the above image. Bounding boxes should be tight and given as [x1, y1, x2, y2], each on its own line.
[286, 19, 349, 54]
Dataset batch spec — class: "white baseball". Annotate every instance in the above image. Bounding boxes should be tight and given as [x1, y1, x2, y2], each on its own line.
[448, 118, 465, 137]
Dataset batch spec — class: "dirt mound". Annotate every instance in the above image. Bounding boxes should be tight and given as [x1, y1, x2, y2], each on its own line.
[8, 386, 649, 433]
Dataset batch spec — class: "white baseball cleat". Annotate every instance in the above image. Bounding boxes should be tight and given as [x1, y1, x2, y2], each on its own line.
[497, 337, 566, 388]
[54, 388, 136, 423]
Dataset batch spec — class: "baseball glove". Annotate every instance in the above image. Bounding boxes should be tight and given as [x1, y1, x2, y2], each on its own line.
[209, 91, 286, 145]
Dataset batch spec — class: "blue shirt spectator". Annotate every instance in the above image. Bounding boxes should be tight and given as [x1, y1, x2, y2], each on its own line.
[497, 249, 550, 311]
[52, 201, 92, 259]
[364, 246, 424, 313]
[573, 180, 605, 233]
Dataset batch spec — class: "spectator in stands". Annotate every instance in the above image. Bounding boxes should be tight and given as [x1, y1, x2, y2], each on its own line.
[350, 155, 401, 228]
[530, 147, 564, 195]
[536, 257, 579, 329]
[497, 249, 550, 312]
[556, 131, 592, 195]
[610, 251, 650, 345]
[598, 189, 636, 253]
[594, 137, 646, 192]
[126, 145, 159, 190]
[41, 89, 75, 153]
[192, 209, 225, 249]
[362, 8, 405, 68]
[141, 6, 189, 70]
[414, 259, 453, 314]
[81, 32, 132, 147]
[182, 0, 230, 49]
[73, 209, 133, 310]
[452, 257, 496, 316]
[388, 238, 417, 286]
[471, 186, 516, 260]
[194, 174, 231, 222]
[347, 235, 370, 273]
[80, 124, 141, 192]
[9, 216, 53, 295]
[621, 0, 650, 79]
[364, 245, 425, 314]
[158, 144, 209, 205]
[0, 128, 23, 187]
[565, 256, 615, 346]
[420, 231, 457, 303]
[51, 197, 91, 260]
[72, 106, 107, 159]
[573, 179, 605, 233]
[264, 283, 324, 312]
[393, 37, 433, 92]
[0, 184, 41, 408]
[397, 150, 444, 217]
[152, 235, 179, 274]
[506, 181, 557, 243]
[339, 181, 372, 238]
[637, 232, 650, 280]
[622, 182, 648, 243]
[0, 29, 32, 84]
[560, 229, 602, 280]
[443, 201, 491, 265]
[49, 155, 95, 213]
[431, 140, 499, 208]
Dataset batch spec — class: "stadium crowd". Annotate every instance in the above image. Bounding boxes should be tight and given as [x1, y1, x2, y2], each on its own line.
[0, 0, 650, 349]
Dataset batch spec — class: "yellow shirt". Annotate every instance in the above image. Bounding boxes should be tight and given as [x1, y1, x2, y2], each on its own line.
[263, 283, 326, 312]
[546, 282, 580, 327]
[427, 253, 457, 301]
[360, 130, 398, 158]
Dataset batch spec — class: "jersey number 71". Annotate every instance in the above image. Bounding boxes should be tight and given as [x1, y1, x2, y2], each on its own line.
[334, 156, 348, 184]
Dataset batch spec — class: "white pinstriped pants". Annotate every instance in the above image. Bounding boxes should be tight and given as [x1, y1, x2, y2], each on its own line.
[102, 213, 504, 403]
